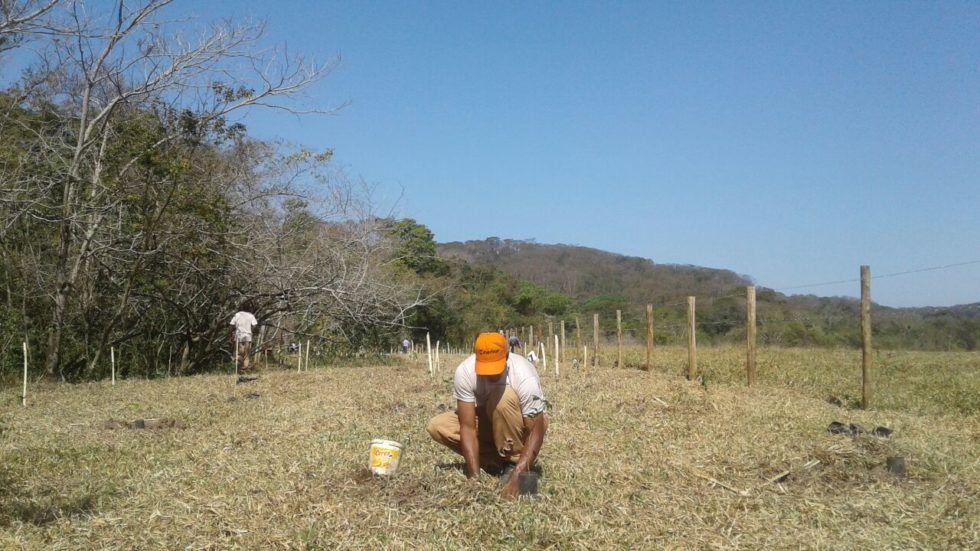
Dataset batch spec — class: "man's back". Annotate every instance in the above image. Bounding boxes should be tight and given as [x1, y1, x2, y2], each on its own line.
[231, 311, 257, 340]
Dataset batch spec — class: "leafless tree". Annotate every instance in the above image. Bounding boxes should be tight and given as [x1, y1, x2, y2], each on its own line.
[228, 151, 427, 350]
[1, 0, 336, 375]
[0, 0, 61, 54]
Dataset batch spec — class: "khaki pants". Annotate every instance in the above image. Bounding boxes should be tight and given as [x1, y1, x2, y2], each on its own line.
[237, 340, 252, 372]
[426, 386, 532, 467]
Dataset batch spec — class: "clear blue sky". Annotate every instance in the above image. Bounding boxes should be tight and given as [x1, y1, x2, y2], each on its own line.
[192, 1, 980, 308]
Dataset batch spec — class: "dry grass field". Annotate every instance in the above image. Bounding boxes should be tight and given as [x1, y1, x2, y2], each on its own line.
[1, 346, 978, 549]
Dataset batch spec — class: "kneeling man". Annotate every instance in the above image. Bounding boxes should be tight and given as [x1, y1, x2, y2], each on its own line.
[427, 332, 548, 497]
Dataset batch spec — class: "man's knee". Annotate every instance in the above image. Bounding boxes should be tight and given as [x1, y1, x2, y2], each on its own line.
[427, 412, 457, 443]
[426, 416, 441, 441]
[492, 387, 522, 421]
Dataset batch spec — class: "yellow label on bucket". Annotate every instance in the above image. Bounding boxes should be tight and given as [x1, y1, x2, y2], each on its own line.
[370, 448, 400, 466]
[369, 441, 403, 475]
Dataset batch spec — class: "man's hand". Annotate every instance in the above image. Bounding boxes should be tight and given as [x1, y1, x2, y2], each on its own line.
[501, 470, 521, 498]
[500, 413, 547, 499]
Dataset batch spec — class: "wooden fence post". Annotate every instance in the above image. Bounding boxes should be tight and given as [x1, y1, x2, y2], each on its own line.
[593, 313, 600, 367]
[554, 335, 560, 377]
[687, 296, 697, 380]
[861, 265, 873, 408]
[575, 317, 581, 359]
[616, 309, 623, 369]
[746, 286, 756, 386]
[645, 304, 653, 371]
[529, 326, 534, 351]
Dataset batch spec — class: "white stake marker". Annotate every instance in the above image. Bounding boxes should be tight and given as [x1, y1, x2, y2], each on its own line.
[426, 332, 433, 377]
[22, 341, 28, 407]
[235, 335, 240, 378]
[111, 346, 116, 386]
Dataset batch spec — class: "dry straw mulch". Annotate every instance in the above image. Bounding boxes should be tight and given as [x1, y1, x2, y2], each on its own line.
[1, 350, 978, 549]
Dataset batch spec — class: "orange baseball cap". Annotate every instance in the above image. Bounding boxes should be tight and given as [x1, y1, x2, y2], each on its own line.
[474, 332, 508, 375]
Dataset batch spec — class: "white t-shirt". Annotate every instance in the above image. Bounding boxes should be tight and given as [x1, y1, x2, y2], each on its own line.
[453, 353, 547, 417]
[230, 311, 258, 342]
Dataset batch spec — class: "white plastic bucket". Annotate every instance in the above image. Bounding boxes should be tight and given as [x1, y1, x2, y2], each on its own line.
[369, 439, 404, 475]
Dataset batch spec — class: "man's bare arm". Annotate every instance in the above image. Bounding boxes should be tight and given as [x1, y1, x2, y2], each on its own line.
[457, 401, 480, 478]
[502, 413, 547, 497]
[513, 413, 547, 475]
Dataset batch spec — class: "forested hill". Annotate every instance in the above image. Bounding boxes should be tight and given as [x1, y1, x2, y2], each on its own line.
[437, 238, 980, 350]
[911, 303, 980, 320]
[438, 238, 751, 304]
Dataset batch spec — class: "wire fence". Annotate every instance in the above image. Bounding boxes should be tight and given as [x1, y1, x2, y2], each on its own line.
[508, 260, 980, 351]
[8, 260, 977, 395]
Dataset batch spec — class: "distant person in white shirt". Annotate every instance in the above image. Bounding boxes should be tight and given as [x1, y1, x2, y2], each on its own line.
[230, 307, 258, 374]
[427, 332, 548, 498]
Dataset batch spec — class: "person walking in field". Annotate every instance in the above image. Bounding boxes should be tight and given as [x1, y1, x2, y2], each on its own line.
[230, 307, 258, 376]
[426, 332, 548, 498]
